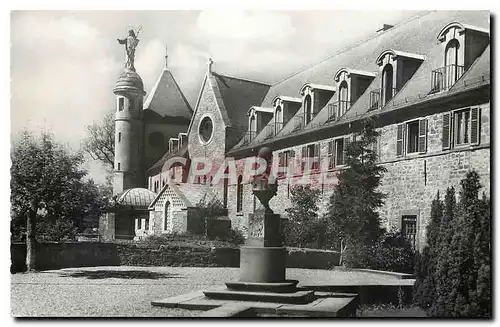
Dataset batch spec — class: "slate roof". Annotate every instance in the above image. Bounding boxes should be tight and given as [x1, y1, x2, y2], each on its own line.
[147, 144, 189, 173]
[210, 72, 271, 130]
[115, 188, 156, 210]
[228, 10, 490, 156]
[148, 182, 216, 209]
[143, 68, 193, 120]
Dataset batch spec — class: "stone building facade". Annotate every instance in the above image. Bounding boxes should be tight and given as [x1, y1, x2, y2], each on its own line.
[103, 11, 490, 249]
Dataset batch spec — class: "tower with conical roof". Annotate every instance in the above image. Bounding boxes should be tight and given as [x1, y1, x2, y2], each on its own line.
[113, 30, 146, 195]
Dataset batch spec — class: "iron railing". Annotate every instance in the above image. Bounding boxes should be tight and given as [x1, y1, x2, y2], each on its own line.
[326, 101, 351, 122]
[370, 87, 397, 110]
[292, 114, 304, 132]
[241, 131, 256, 145]
[430, 64, 465, 93]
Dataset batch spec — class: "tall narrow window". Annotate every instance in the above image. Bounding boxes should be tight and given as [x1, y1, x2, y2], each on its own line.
[275, 106, 283, 133]
[118, 97, 124, 111]
[164, 201, 170, 231]
[236, 175, 243, 212]
[118, 132, 122, 142]
[455, 109, 471, 145]
[117, 162, 121, 170]
[249, 115, 256, 140]
[335, 138, 345, 166]
[304, 95, 312, 124]
[445, 39, 460, 88]
[338, 82, 349, 116]
[406, 121, 420, 154]
[382, 64, 394, 105]
[402, 215, 417, 249]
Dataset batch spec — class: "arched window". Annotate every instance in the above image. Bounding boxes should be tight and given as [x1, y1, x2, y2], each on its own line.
[304, 95, 312, 124]
[445, 39, 460, 87]
[164, 201, 170, 231]
[382, 64, 394, 105]
[203, 175, 207, 185]
[236, 175, 243, 212]
[209, 176, 213, 186]
[275, 106, 282, 133]
[338, 81, 349, 116]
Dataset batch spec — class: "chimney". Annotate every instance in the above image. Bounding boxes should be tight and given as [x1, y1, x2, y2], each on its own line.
[377, 24, 394, 33]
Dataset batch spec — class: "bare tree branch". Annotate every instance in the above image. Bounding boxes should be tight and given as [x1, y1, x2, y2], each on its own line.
[83, 112, 115, 168]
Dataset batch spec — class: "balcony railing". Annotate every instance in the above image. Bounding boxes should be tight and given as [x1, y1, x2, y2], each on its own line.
[326, 101, 351, 122]
[292, 114, 304, 132]
[431, 64, 465, 93]
[263, 125, 275, 140]
[241, 131, 256, 145]
[370, 87, 397, 110]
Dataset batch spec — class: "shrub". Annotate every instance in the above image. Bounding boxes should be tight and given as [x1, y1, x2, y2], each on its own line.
[282, 185, 323, 248]
[342, 230, 415, 274]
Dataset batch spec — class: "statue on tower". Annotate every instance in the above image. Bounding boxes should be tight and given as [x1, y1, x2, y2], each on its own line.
[117, 27, 141, 70]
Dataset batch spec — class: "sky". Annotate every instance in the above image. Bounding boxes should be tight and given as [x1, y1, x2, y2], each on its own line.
[10, 10, 421, 183]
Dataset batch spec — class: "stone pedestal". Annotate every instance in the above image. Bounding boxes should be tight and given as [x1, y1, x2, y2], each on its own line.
[239, 210, 286, 283]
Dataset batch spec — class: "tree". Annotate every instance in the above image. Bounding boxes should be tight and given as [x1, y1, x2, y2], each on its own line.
[415, 171, 491, 317]
[325, 118, 386, 254]
[413, 191, 443, 309]
[11, 131, 109, 270]
[282, 185, 322, 248]
[82, 112, 115, 169]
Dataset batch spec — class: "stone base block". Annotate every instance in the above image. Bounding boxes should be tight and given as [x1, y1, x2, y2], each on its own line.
[239, 246, 286, 283]
[225, 280, 299, 293]
[203, 289, 315, 305]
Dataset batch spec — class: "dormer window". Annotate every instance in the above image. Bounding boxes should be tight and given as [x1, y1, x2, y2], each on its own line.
[169, 138, 179, 152]
[372, 49, 425, 109]
[432, 22, 489, 93]
[299, 83, 335, 129]
[246, 106, 273, 142]
[328, 68, 375, 121]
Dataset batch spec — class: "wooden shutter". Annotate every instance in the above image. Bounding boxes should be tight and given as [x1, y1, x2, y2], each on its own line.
[328, 141, 335, 169]
[301, 146, 307, 171]
[313, 143, 320, 170]
[470, 107, 480, 145]
[344, 136, 351, 164]
[442, 113, 451, 150]
[396, 124, 404, 156]
[418, 119, 428, 153]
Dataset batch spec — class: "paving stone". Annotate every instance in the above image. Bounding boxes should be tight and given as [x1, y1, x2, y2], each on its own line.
[200, 303, 254, 317]
[151, 290, 204, 308]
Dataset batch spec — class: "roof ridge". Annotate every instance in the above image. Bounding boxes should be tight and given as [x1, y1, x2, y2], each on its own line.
[212, 71, 271, 86]
[271, 10, 432, 87]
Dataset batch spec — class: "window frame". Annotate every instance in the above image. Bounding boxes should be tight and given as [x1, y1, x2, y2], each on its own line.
[396, 118, 428, 157]
[236, 175, 243, 213]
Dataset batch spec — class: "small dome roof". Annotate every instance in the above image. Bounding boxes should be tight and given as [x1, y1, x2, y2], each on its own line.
[115, 188, 155, 209]
[114, 68, 145, 95]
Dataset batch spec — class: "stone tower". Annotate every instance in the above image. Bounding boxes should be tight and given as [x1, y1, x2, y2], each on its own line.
[112, 67, 146, 194]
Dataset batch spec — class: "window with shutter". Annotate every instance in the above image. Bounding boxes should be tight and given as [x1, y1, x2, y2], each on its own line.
[470, 107, 480, 145]
[418, 119, 428, 153]
[396, 124, 404, 156]
[344, 136, 351, 163]
[442, 113, 451, 149]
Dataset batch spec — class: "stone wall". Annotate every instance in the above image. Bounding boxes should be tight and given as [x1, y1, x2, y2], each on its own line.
[225, 103, 490, 251]
[11, 243, 340, 273]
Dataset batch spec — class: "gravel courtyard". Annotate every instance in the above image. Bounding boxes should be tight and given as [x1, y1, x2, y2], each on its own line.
[11, 266, 414, 317]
